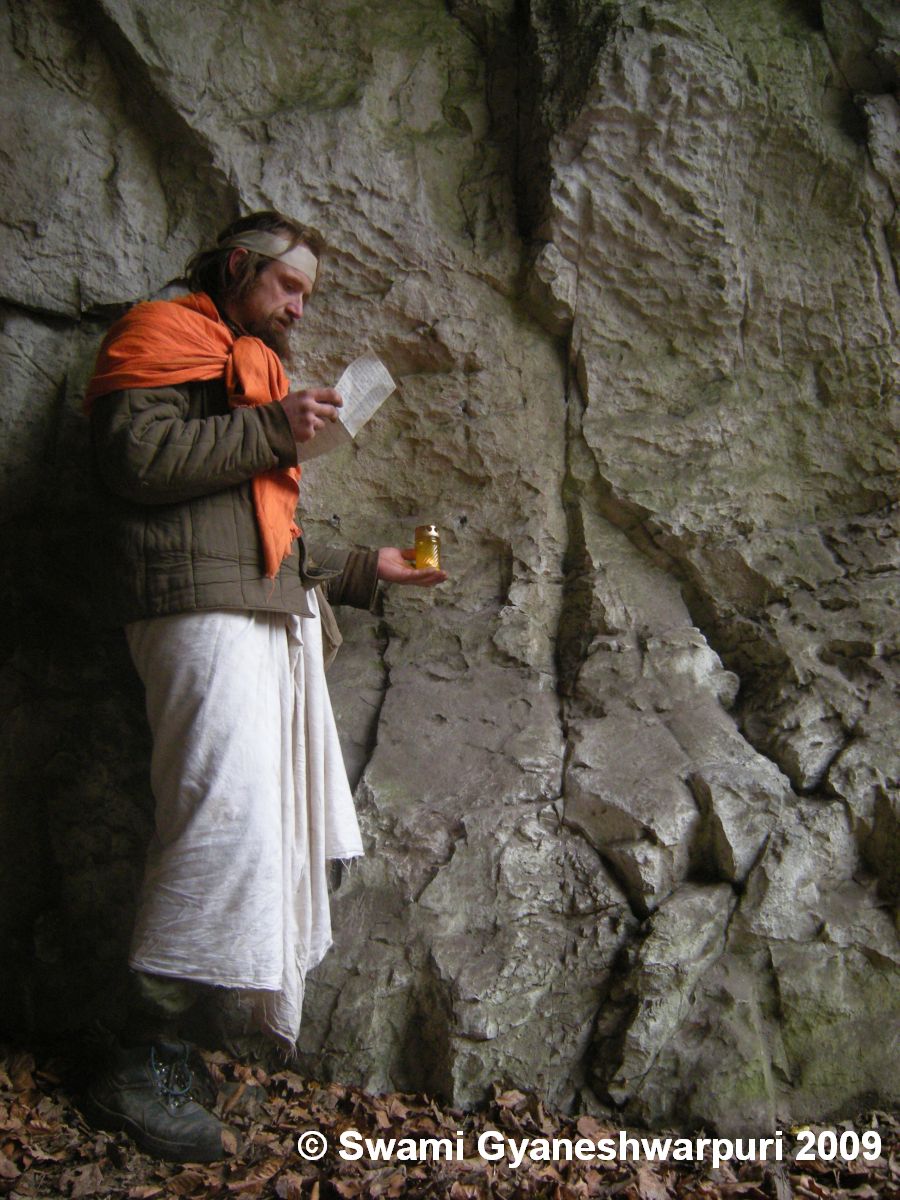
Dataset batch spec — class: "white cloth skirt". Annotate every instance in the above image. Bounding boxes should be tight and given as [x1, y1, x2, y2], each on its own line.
[124, 591, 363, 1044]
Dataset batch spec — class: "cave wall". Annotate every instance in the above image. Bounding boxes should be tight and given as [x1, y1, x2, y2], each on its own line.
[0, 0, 897, 1133]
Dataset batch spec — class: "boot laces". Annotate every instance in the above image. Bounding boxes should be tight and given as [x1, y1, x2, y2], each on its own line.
[150, 1045, 194, 1108]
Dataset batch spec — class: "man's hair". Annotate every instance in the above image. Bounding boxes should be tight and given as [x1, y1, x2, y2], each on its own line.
[185, 210, 325, 305]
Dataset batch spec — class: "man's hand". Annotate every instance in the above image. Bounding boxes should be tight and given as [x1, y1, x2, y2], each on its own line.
[377, 547, 447, 587]
[280, 387, 342, 443]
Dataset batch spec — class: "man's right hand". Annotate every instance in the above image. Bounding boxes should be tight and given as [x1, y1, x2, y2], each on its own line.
[279, 387, 343, 443]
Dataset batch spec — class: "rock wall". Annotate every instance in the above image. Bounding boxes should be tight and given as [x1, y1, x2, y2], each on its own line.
[1, 0, 897, 1134]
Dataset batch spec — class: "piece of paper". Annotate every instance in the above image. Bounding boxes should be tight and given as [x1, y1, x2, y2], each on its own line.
[294, 413, 352, 461]
[295, 355, 396, 461]
[335, 355, 396, 436]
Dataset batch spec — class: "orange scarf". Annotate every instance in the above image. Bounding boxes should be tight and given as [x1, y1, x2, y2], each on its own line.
[85, 292, 300, 579]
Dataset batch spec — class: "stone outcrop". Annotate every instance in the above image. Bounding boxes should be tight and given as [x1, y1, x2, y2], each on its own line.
[0, 0, 897, 1134]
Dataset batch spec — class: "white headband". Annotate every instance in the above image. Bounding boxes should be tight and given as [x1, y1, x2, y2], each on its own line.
[220, 231, 318, 284]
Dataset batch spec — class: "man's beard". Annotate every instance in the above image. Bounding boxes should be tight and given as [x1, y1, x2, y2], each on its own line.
[247, 315, 295, 366]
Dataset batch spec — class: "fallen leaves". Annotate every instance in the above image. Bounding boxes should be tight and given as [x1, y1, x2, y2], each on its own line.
[0, 1042, 897, 1200]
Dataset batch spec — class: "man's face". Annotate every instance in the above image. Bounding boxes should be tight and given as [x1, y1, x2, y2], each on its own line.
[226, 253, 314, 360]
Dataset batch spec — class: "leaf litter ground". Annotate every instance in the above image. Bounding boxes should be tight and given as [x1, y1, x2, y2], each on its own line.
[1, 1045, 897, 1199]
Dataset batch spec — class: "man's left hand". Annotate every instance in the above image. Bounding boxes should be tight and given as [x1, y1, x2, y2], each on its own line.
[377, 547, 447, 587]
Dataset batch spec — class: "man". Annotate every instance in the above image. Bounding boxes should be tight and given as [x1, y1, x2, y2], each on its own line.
[82, 211, 445, 1161]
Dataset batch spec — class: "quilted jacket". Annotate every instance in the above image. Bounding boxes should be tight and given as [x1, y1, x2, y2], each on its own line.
[89, 377, 379, 626]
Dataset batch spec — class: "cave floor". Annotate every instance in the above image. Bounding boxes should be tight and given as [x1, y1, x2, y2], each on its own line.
[1, 1044, 896, 1199]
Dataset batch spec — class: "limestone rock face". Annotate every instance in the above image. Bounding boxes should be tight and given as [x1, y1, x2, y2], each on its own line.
[1, 0, 897, 1134]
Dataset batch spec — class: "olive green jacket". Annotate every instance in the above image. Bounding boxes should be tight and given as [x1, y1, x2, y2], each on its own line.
[90, 378, 378, 629]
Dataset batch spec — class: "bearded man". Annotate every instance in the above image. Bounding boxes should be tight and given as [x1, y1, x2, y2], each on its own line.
[81, 211, 445, 1161]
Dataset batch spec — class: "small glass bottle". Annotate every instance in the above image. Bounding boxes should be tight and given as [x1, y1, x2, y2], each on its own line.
[414, 524, 441, 570]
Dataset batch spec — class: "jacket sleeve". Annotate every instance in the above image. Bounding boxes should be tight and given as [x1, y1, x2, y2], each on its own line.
[311, 545, 380, 610]
[90, 386, 299, 505]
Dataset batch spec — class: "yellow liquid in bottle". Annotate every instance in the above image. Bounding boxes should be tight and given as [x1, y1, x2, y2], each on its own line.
[414, 524, 440, 570]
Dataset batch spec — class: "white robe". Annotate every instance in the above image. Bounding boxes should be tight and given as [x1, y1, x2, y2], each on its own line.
[124, 590, 363, 1044]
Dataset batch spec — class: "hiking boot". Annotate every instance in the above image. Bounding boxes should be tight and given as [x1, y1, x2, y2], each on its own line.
[83, 1038, 234, 1162]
